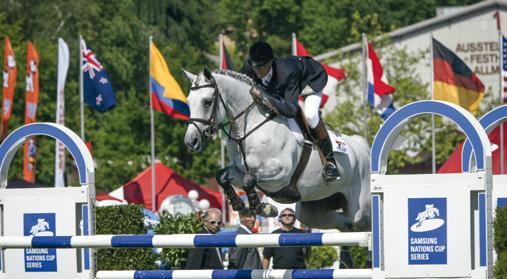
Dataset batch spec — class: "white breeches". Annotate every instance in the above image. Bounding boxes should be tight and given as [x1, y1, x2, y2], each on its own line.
[303, 91, 323, 129]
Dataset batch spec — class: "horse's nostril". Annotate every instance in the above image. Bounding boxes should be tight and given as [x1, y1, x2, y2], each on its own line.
[190, 138, 198, 147]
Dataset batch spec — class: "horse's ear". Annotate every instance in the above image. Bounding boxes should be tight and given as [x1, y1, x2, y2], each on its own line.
[203, 67, 213, 81]
[182, 68, 197, 83]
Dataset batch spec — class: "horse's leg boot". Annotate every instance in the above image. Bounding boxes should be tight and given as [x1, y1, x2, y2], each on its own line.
[310, 119, 341, 182]
[217, 169, 246, 212]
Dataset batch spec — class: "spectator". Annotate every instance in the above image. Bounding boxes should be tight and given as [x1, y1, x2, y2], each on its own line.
[184, 208, 224, 269]
[228, 212, 262, 269]
[262, 208, 309, 269]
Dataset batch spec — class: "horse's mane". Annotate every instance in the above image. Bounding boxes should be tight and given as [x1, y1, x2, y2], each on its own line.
[213, 69, 254, 87]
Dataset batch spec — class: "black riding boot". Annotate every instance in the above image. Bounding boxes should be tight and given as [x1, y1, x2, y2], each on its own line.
[310, 119, 341, 182]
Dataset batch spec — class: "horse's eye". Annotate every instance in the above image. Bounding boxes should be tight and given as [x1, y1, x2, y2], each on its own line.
[203, 99, 213, 108]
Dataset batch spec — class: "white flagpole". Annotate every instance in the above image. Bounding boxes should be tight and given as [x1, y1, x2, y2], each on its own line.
[55, 38, 69, 187]
[79, 36, 85, 141]
[430, 35, 436, 174]
[149, 36, 156, 212]
[500, 30, 504, 174]
[219, 33, 226, 222]
[362, 33, 368, 140]
[291, 33, 297, 56]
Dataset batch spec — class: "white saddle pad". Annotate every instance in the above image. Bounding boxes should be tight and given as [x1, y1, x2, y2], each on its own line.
[287, 118, 347, 154]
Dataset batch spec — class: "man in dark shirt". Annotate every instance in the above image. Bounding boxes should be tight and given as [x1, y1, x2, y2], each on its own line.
[241, 41, 340, 182]
[184, 208, 224, 269]
[262, 208, 309, 269]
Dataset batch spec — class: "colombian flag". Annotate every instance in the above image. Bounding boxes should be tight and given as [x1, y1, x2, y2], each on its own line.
[432, 38, 484, 114]
[150, 42, 189, 120]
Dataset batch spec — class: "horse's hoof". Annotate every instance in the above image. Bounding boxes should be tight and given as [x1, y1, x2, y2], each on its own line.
[260, 203, 278, 218]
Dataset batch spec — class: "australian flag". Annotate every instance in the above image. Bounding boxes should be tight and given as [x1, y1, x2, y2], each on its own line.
[80, 39, 116, 112]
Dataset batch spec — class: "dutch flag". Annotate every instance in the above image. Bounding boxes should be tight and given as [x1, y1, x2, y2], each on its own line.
[366, 40, 396, 120]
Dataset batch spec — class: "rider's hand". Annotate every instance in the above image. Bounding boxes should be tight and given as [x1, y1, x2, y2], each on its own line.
[250, 87, 262, 103]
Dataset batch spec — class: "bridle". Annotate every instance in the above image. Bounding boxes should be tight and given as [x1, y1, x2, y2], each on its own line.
[187, 74, 275, 171]
[187, 79, 228, 141]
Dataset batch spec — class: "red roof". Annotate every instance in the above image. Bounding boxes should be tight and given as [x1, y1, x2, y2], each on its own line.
[121, 162, 222, 211]
[439, 123, 507, 174]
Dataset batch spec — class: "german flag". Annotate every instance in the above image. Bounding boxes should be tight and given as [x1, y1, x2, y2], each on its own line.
[432, 38, 484, 114]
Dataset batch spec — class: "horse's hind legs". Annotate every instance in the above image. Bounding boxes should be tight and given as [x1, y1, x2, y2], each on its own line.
[243, 173, 278, 217]
[216, 168, 246, 212]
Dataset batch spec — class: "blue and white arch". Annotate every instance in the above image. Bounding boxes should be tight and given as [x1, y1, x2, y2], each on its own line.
[370, 100, 492, 271]
[0, 122, 94, 187]
[461, 105, 507, 172]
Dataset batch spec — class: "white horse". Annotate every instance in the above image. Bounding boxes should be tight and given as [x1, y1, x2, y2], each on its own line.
[184, 69, 371, 231]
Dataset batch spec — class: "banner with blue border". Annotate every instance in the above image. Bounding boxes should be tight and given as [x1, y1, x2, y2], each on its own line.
[24, 213, 57, 272]
[408, 198, 447, 265]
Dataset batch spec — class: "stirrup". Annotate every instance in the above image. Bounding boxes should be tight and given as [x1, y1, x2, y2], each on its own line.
[323, 162, 341, 182]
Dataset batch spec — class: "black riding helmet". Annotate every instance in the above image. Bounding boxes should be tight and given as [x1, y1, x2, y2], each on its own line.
[248, 41, 273, 67]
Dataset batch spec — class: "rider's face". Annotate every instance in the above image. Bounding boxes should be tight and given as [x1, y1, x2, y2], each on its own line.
[253, 60, 272, 79]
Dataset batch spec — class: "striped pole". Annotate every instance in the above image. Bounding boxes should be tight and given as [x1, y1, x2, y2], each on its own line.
[0, 232, 370, 249]
[96, 269, 372, 279]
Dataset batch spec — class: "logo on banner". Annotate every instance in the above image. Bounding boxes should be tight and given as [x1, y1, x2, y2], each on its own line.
[24, 213, 57, 272]
[408, 198, 447, 265]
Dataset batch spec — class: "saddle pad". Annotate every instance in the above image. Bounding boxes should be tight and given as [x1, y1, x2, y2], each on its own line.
[329, 131, 347, 154]
[287, 118, 347, 154]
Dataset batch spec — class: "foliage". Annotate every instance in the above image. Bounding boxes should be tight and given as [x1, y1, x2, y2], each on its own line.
[350, 247, 369, 268]
[495, 205, 507, 278]
[0, 0, 221, 192]
[305, 246, 338, 269]
[96, 205, 158, 270]
[155, 212, 203, 269]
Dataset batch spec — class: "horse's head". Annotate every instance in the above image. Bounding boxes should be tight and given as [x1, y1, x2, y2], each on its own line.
[184, 68, 225, 153]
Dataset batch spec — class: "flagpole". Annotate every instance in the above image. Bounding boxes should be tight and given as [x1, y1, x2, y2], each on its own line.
[362, 33, 368, 140]
[79, 35, 85, 141]
[430, 35, 436, 174]
[219, 33, 226, 222]
[500, 29, 505, 174]
[149, 36, 157, 212]
[292, 33, 297, 56]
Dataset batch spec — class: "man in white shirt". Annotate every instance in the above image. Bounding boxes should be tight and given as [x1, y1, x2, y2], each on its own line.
[228, 212, 262, 269]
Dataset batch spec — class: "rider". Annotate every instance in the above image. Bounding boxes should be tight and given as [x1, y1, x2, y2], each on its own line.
[241, 41, 340, 182]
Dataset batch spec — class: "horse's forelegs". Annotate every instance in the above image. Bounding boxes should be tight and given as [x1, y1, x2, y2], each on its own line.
[216, 168, 246, 212]
[243, 173, 278, 217]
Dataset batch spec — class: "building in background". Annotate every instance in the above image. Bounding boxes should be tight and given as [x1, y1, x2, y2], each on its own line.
[317, 0, 507, 113]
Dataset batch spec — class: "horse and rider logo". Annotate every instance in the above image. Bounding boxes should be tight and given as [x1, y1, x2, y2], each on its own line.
[29, 218, 54, 236]
[410, 204, 445, 232]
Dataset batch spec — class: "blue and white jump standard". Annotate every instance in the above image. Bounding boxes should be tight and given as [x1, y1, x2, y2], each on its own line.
[0, 123, 96, 279]
[370, 100, 493, 279]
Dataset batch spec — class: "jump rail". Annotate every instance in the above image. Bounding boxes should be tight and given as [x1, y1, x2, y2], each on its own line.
[0, 232, 371, 249]
[95, 269, 372, 279]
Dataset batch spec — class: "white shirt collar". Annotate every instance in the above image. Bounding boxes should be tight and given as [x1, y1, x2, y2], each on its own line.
[239, 224, 252, 234]
[261, 67, 273, 86]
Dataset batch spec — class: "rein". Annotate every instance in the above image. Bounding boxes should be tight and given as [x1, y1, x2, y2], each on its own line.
[187, 77, 275, 172]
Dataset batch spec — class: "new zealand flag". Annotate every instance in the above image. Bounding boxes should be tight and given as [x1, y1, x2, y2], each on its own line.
[81, 39, 116, 112]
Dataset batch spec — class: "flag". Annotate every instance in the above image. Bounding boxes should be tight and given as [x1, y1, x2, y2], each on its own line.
[501, 35, 507, 103]
[366, 40, 396, 120]
[432, 38, 484, 114]
[81, 39, 116, 112]
[293, 36, 345, 108]
[220, 41, 234, 70]
[150, 42, 189, 120]
[55, 38, 69, 187]
[1, 36, 17, 139]
[23, 41, 40, 182]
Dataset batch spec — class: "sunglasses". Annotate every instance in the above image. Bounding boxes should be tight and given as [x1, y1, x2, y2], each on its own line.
[207, 220, 223, 225]
[281, 214, 294, 217]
